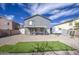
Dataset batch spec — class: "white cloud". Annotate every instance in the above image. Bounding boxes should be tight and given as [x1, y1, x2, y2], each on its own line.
[19, 23, 23, 25]
[0, 3, 6, 10]
[11, 3, 16, 6]
[50, 22, 59, 25]
[75, 3, 79, 6]
[60, 19, 72, 23]
[24, 3, 74, 15]
[30, 3, 39, 11]
[20, 17, 24, 19]
[23, 8, 32, 14]
[4, 15, 15, 20]
[49, 9, 60, 14]
[22, 3, 39, 15]
[17, 3, 32, 14]
[49, 8, 79, 20]
[18, 3, 26, 7]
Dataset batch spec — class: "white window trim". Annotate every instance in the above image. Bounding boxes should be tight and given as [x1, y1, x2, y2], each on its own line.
[29, 20, 33, 25]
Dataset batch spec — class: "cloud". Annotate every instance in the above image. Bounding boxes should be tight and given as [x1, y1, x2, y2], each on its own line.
[30, 3, 39, 11]
[49, 8, 79, 20]
[17, 3, 33, 14]
[0, 3, 6, 10]
[48, 9, 60, 14]
[75, 3, 79, 6]
[24, 3, 74, 15]
[11, 3, 16, 6]
[18, 3, 26, 7]
[20, 17, 24, 19]
[23, 8, 32, 14]
[60, 19, 73, 23]
[50, 22, 59, 25]
[19, 23, 23, 25]
[4, 15, 15, 20]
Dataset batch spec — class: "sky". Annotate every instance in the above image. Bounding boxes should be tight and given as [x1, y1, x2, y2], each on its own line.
[0, 3, 79, 25]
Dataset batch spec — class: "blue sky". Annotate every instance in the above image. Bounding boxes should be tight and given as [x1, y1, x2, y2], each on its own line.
[0, 3, 79, 25]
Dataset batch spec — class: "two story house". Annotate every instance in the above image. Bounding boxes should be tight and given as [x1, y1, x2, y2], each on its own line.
[53, 18, 79, 36]
[24, 15, 52, 35]
[0, 16, 20, 37]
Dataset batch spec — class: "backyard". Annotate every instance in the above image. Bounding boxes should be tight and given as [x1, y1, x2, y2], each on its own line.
[0, 41, 75, 53]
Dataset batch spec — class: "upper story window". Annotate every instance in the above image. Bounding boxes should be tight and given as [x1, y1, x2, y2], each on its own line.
[69, 22, 72, 26]
[59, 28, 61, 30]
[75, 22, 79, 27]
[29, 20, 33, 25]
[7, 22, 10, 25]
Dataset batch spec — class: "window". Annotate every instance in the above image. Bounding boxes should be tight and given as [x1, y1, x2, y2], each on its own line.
[69, 22, 72, 26]
[29, 20, 33, 25]
[59, 28, 61, 30]
[7, 22, 9, 25]
[75, 22, 79, 27]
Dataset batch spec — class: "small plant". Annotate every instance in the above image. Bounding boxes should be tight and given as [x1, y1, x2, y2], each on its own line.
[32, 42, 58, 55]
[64, 45, 70, 55]
[48, 46, 57, 55]
[32, 42, 49, 53]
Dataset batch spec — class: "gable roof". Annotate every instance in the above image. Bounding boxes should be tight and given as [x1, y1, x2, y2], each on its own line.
[24, 14, 52, 22]
[0, 16, 20, 25]
[54, 17, 79, 26]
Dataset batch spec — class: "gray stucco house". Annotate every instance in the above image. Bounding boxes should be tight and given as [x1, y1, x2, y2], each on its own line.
[24, 15, 52, 35]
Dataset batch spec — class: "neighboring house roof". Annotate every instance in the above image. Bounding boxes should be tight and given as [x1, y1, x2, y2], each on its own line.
[0, 16, 3, 18]
[24, 14, 52, 22]
[0, 16, 20, 25]
[0, 16, 20, 29]
[54, 17, 79, 26]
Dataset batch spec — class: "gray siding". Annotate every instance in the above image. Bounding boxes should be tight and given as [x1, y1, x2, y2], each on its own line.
[24, 15, 51, 28]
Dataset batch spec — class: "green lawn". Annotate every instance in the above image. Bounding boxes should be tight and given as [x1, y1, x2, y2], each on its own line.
[0, 41, 76, 53]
